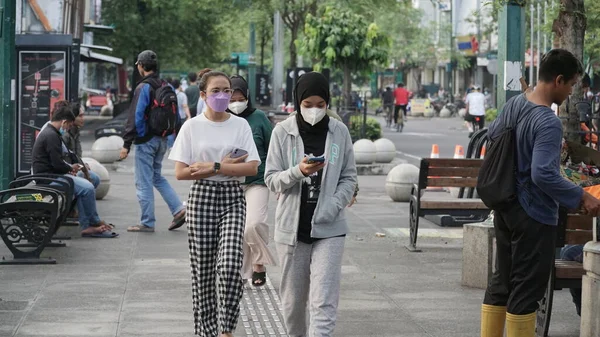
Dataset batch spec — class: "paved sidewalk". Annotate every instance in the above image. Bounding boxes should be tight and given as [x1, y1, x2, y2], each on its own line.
[0, 140, 582, 336]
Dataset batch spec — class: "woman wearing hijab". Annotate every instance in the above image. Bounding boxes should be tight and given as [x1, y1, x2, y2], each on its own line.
[169, 69, 260, 337]
[264, 72, 357, 336]
[227, 75, 277, 287]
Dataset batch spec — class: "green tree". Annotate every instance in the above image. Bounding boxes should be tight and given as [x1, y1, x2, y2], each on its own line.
[554, 0, 587, 142]
[100, 0, 226, 70]
[300, 6, 390, 105]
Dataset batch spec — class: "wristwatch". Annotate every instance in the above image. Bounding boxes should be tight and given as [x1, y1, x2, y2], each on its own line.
[213, 162, 221, 174]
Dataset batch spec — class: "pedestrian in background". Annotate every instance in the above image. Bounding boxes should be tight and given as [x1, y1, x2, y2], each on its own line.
[196, 68, 210, 117]
[265, 71, 357, 337]
[62, 102, 101, 188]
[170, 69, 260, 337]
[120, 50, 186, 232]
[393, 82, 410, 132]
[465, 85, 486, 137]
[186, 72, 200, 117]
[227, 75, 277, 287]
[173, 79, 191, 122]
[382, 86, 394, 127]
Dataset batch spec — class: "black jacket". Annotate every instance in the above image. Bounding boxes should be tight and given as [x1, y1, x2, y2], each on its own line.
[32, 124, 73, 174]
[123, 73, 161, 150]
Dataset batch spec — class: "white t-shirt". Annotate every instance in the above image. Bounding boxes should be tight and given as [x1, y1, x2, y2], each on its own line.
[168, 113, 261, 182]
[466, 92, 486, 116]
[176, 91, 188, 119]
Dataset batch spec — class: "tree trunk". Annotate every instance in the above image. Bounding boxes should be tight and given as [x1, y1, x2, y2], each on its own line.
[260, 25, 267, 74]
[554, 0, 586, 142]
[343, 62, 352, 109]
[289, 24, 298, 69]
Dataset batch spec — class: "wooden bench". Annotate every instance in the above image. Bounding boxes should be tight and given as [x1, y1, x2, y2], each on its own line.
[406, 158, 490, 252]
[0, 175, 76, 264]
[535, 211, 595, 337]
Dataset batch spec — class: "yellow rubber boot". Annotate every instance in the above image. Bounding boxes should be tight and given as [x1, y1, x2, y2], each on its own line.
[481, 304, 507, 337]
[506, 312, 536, 337]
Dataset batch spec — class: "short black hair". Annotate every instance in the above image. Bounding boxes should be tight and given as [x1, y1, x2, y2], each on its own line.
[582, 73, 591, 88]
[140, 60, 158, 72]
[51, 105, 75, 122]
[165, 77, 173, 84]
[397, 83, 405, 88]
[188, 72, 197, 83]
[172, 79, 181, 89]
[70, 102, 82, 117]
[538, 49, 584, 83]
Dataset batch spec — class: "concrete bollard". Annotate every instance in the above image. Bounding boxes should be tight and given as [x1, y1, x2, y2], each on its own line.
[108, 135, 124, 149]
[91, 137, 121, 163]
[423, 109, 435, 118]
[374, 138, 396, 164]
[385, 164, 419, 202]
[82, 157, 110, 200]
[354, 139, 377, 164]
[580, 241, 600, 337]
[462, 222, 496, 289]
[439, 107, 452, 118]
[100, 105, 113, 117]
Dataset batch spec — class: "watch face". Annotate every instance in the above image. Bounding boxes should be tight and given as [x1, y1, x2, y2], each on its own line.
[214, 162, 221, 170]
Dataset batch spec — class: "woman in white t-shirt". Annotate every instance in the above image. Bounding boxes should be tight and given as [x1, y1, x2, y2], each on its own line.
[169, 69, 260, 337]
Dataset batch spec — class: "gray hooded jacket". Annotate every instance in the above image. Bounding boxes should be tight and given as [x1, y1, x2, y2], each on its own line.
[264, 114, 357, 246]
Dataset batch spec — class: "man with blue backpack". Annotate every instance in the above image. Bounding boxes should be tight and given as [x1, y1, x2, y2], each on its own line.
[120, 50, 186, 232]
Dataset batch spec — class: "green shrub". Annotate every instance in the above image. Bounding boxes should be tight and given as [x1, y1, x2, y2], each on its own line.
[349, 115, 382, 142]
[369, 98, 382, 110]
[485, 108, 498, 122]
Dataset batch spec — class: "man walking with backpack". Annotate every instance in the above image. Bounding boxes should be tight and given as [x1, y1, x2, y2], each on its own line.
[478, 49, 600, 337]
[120, 50, 186, 232]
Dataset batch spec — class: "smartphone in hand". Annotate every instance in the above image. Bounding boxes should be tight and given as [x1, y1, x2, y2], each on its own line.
[231, 148, 248, 158]
[307, 156, 325, 164]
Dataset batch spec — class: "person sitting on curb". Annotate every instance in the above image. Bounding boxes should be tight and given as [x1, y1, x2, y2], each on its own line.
[32, 104, 118, 238]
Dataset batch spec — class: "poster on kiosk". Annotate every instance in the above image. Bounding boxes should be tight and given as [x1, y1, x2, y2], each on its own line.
[16, 36, 72, 175]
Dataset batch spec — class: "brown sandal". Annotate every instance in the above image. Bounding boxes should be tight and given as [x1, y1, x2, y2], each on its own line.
[92, 220, 115, 229]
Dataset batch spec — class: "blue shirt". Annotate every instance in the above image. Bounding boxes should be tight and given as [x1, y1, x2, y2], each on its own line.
[487, 94, 583, 225]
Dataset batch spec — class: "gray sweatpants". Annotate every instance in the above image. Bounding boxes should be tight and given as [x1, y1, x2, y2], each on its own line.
[276, 237, 345, 337]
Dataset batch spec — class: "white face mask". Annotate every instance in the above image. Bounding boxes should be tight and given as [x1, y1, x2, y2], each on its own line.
[301, 107, 327, 126]
[228, 101, 248, 115]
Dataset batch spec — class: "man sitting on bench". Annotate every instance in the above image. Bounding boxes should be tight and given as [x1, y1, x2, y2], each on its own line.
[32, 104, 118, 238]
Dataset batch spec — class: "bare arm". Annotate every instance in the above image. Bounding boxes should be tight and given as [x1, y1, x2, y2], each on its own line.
[175, 160, 258, 180]
[183, 104, 191, 120]
[174, 161, 216, 180]
[219, 161, 259, 177]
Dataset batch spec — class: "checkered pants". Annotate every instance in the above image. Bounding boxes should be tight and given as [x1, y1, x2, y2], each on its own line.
[187, 179, 246, 336]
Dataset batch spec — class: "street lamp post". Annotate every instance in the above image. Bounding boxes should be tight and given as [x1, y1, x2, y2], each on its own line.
[497, 1, 526, 110]
[0, 0, 17, 189]
[248, 22, 257, 101]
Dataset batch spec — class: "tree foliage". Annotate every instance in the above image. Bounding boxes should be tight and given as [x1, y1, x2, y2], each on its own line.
[300, 5, 390, 103]
[100, 0, 227, 70]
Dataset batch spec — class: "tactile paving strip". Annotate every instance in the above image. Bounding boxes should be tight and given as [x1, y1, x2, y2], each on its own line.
[240, 277, 288, 337]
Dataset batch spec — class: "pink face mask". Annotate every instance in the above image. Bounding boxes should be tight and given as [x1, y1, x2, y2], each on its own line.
[206, 92, 232, 112]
